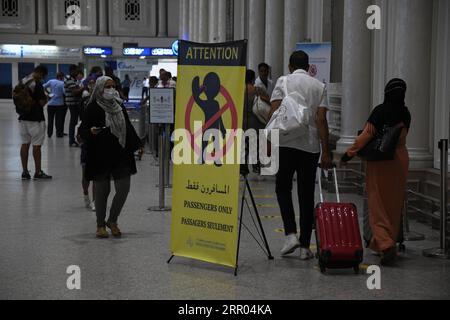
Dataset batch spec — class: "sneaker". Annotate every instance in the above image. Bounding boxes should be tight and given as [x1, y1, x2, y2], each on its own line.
[281, 234, 301, 256]
[22, 171, 31, 180]
[106, 222, 122, 238]
[90, 202, 96, 212]
[84, 195, 91, 208]
[70, 142, 80, 148]
[34, 171, 52, 180]
[96, 227, 109, 239]
[300, 248, 315, 260]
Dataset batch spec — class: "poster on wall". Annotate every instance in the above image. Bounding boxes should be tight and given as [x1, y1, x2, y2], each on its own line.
[296, 42, 332, 85]
[171, 40, 247, 268]
[116, 59, 153, 100]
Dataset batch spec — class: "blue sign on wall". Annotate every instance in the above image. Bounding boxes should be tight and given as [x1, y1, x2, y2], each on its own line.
[83, 47, 113, 56]
[122, 47, 177, 57]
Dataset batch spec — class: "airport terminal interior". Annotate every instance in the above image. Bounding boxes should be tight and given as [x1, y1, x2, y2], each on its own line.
[0, 0, 449, 300]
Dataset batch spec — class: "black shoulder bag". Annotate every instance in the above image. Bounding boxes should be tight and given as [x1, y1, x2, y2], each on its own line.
[357, 123, 404, 161]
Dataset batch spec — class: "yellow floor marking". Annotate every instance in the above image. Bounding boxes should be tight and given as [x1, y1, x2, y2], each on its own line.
[257, 204, 278, 208]
[253, 195, 275, 199]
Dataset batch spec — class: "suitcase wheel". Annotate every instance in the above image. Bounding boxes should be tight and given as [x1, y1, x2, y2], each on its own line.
[398, 243, 406, 253]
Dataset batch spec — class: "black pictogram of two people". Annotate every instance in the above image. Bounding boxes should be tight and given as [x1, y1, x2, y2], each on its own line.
[192, 72, 227, 166]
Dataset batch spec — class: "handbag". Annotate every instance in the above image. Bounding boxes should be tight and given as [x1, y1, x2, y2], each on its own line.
[264, 77, 311, 146]
[357, 123, 404, 161]
[252, 96, 271, 124]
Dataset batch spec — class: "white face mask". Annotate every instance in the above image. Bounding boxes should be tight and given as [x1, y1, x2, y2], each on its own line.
[103, 88, 117, 100]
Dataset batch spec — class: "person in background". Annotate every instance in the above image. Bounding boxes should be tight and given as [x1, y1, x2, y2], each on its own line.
[149, 76, 159, 89]
[270, 51, 332, 260]
[255, 62, 274, 98]
[76, 71, 84, 86]
[77, 79, 97, 211]
[243, 69, 266, 175]
[105, 66, 124, 99]
[83, 66, 103, 89]
[44, 72, 66, 138]
[157, 70, 176, 88]
[79, 76, 143, 238]
[18, 65, 52, 180]
[122, 74, 131, 102]
[65, 65, 84, 148]
[142, 77, 149, 100]
[341, 79, 411, 266]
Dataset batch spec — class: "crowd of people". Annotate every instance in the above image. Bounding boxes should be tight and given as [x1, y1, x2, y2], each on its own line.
[14, 51, 410, 265]
[15, 64, 166, 237]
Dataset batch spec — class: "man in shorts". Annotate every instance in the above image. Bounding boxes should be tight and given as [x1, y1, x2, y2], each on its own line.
[19, 65, 52, 180]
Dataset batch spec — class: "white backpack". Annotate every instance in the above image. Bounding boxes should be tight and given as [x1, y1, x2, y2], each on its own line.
[265, 76, 311, 146]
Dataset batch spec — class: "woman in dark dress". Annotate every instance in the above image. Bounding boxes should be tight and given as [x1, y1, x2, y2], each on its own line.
[80, 76, 143, 239]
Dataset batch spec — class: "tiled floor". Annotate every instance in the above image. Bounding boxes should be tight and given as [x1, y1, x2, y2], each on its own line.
[0, 106, 449, 300]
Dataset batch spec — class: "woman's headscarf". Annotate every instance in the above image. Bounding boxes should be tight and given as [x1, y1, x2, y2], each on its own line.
[368, 78, 411, 130]
[89, 76, 127, 148]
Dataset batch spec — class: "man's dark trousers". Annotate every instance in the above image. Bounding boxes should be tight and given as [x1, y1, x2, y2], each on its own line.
[47, 105, 67, 137]
[276, 147, 320, 249]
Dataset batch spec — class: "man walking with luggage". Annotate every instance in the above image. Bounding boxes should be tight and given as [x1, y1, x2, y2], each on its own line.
[17, 65, 52, 180]
[269, 51, 332, 260]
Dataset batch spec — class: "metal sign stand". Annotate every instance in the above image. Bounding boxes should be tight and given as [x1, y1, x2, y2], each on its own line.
[423, 139, 449, 259]
[234, 174, 274, 276]
[148, 124, 171, 212]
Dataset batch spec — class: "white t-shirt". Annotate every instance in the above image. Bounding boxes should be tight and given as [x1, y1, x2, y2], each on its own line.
[270, 69, 329, 154]
[255, 77, 274, 97]
[157, 80, 176, 89]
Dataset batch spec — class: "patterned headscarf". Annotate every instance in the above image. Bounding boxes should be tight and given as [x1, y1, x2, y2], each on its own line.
[89, 76, 127, 148]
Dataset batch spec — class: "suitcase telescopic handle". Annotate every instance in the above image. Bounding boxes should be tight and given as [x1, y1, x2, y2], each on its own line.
[317, 166, 341, 203]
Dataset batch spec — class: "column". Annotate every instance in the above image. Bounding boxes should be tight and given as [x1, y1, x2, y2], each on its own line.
[217, 0, 227, 42]
[284, 0, 307, 74]
[198, 0, 209, 42]
[98, 0, 108, 36]
[209, 0, 219, 42]
[307, 0, 323, 41]
[387, 0, 433, 168]
[433, 0, 450, 169]
[179, 0, 190, 40]
[336, 0, 372, 153]
[193, 0, 199, 42]
[158, 0, 168, 37]
[37, 0, 47, 34]
[233, 0, 246, 40]
[265, 0, 284, 81]
[248, 0, 265, 71]
[189, 0, 195, 41]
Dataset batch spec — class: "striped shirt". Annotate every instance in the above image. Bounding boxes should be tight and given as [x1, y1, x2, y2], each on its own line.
[64, 76, 81, 107]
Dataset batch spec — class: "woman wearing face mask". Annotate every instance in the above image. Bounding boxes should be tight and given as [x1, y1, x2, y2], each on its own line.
[80, 76, 143, 238]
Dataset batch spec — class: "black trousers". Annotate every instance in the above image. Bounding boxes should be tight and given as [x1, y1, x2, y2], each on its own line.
[276, 147, 320, 248]
[94, 176, 131, 228]
[47, 105, 67, 137]
[68, 105, 80, 145]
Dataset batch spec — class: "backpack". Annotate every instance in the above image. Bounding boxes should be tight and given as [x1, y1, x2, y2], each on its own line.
[13, 79, 34, 115]
[265, 76, 311, 146]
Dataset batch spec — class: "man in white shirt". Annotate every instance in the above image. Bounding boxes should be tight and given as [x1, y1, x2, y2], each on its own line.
[269, 50, 332, 260]
[255, 62, 274, 97]
[157, 70, 176, 89]
[142, 77, 150, 100]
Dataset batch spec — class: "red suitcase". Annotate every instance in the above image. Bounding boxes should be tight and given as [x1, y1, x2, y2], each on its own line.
[315, 168, 363, 274]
